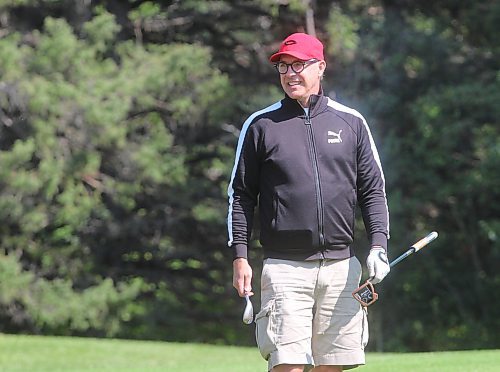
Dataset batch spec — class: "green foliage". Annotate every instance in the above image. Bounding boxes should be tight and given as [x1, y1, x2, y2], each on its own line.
[0, 5, 233, 340]
[0, 0, 29, 7]
[128, 1, 161, 23]
[326, 5, 360, 62]
[83, 6, 121, 53]
[254, 0, 306, 16]
[0, 251, 144, 336]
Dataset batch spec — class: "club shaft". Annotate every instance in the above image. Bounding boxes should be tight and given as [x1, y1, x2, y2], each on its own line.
[390, 248, 415, 267]
[389, 231, 438, 268]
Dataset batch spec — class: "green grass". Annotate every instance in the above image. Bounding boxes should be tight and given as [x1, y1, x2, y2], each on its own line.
[0, 334, 498, 371]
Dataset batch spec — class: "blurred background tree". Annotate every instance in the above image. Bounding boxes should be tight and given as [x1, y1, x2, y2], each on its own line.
[0, 0, 498, 350]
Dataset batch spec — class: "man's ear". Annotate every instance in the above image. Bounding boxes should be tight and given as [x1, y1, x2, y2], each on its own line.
[318, 60, 327, 76]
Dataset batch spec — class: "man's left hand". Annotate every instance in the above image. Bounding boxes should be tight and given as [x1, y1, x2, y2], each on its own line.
[366, 247, 390, 284]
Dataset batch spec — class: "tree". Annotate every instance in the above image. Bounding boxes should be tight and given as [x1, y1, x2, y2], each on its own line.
[0, 6, 237, 340]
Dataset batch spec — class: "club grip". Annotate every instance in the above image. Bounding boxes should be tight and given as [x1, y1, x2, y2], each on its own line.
[411, 231, 438, 252]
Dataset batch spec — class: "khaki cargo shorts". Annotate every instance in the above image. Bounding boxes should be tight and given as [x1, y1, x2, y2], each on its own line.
[255, 257, 368, 371]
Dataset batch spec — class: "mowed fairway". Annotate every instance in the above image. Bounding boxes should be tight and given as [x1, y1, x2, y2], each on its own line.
[0, 334, 498, 371]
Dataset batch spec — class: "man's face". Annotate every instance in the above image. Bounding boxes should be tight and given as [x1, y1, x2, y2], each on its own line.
[278, 55, 326, 108]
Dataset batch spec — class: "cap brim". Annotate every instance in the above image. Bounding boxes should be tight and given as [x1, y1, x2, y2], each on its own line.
[269, 51, 313, 62]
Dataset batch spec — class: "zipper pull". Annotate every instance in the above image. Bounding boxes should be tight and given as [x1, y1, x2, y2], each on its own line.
[302, 105, 311, 125]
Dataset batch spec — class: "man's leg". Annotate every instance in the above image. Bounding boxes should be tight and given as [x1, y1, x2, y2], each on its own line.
[311, 257, 366, 368]
[311, 366, 342, 372]
[271, 364, 342, 371]
[272, 365, 305, 372]
[258, 259, 317, 371]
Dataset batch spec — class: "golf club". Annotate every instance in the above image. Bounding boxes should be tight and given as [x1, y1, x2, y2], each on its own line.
[242, 294, 254, 324]
[353, 231, 439, 306]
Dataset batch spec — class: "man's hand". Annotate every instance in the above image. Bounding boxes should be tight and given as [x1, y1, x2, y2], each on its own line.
[233, 258, 253, 297]
[366, 247, 390, 284]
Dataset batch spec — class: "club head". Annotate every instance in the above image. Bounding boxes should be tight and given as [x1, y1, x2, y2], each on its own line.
[242, 294, 254, 324]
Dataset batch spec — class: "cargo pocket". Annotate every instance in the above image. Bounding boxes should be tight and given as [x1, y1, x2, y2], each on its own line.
[255, 299, 276, 360]
[361, 307, 369, 349]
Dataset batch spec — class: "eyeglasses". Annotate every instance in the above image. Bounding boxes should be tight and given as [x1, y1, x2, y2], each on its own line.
[274, 59, 319, 74]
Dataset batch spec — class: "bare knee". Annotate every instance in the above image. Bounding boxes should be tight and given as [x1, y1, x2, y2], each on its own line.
[272, 364, 305, 372]
[311, 366, 343, 372]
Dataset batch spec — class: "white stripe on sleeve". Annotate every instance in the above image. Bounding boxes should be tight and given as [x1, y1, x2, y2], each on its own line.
[327, 98, 390, 237]
[227, 101, 282, 247]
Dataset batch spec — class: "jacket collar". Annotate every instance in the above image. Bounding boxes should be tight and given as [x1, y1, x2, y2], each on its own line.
[282, 87, 327, 118]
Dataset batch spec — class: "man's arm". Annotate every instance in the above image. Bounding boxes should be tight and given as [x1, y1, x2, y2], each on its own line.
[227, 122, 260, 255]
[227, 123, 261, 295]
[356, 117, 390, 250]
[356, 117, 390, 283]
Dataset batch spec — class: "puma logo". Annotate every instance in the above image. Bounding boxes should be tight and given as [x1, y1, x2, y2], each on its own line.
[328, 130, 342, 144]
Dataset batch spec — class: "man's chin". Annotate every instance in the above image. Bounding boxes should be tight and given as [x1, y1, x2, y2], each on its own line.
[286, 91, 304, 101]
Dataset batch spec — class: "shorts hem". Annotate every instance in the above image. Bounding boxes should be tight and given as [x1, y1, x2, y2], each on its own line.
[313, 350, 365, 369]
[268, 350, 314, 371]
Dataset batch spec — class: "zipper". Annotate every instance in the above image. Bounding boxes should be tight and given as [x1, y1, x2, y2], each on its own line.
[304, 112, 325, 247]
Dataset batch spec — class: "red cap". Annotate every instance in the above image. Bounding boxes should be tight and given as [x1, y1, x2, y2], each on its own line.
[269, 33, 324, 62]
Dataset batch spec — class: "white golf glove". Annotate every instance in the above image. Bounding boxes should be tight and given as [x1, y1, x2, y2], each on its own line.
[366, 247, 390, 284]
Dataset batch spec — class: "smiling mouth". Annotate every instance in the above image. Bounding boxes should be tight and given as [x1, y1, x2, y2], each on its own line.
[288, 81, 301, 86]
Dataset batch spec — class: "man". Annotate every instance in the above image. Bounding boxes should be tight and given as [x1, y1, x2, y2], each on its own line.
[227, 33, 390, 372]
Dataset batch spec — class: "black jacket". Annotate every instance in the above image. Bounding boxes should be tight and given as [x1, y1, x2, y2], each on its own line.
[227, 93, 389, 261]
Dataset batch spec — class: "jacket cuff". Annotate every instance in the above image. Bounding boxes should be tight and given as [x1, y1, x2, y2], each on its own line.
[232, 244, 248, 260]
[370, 232, 388, 251]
